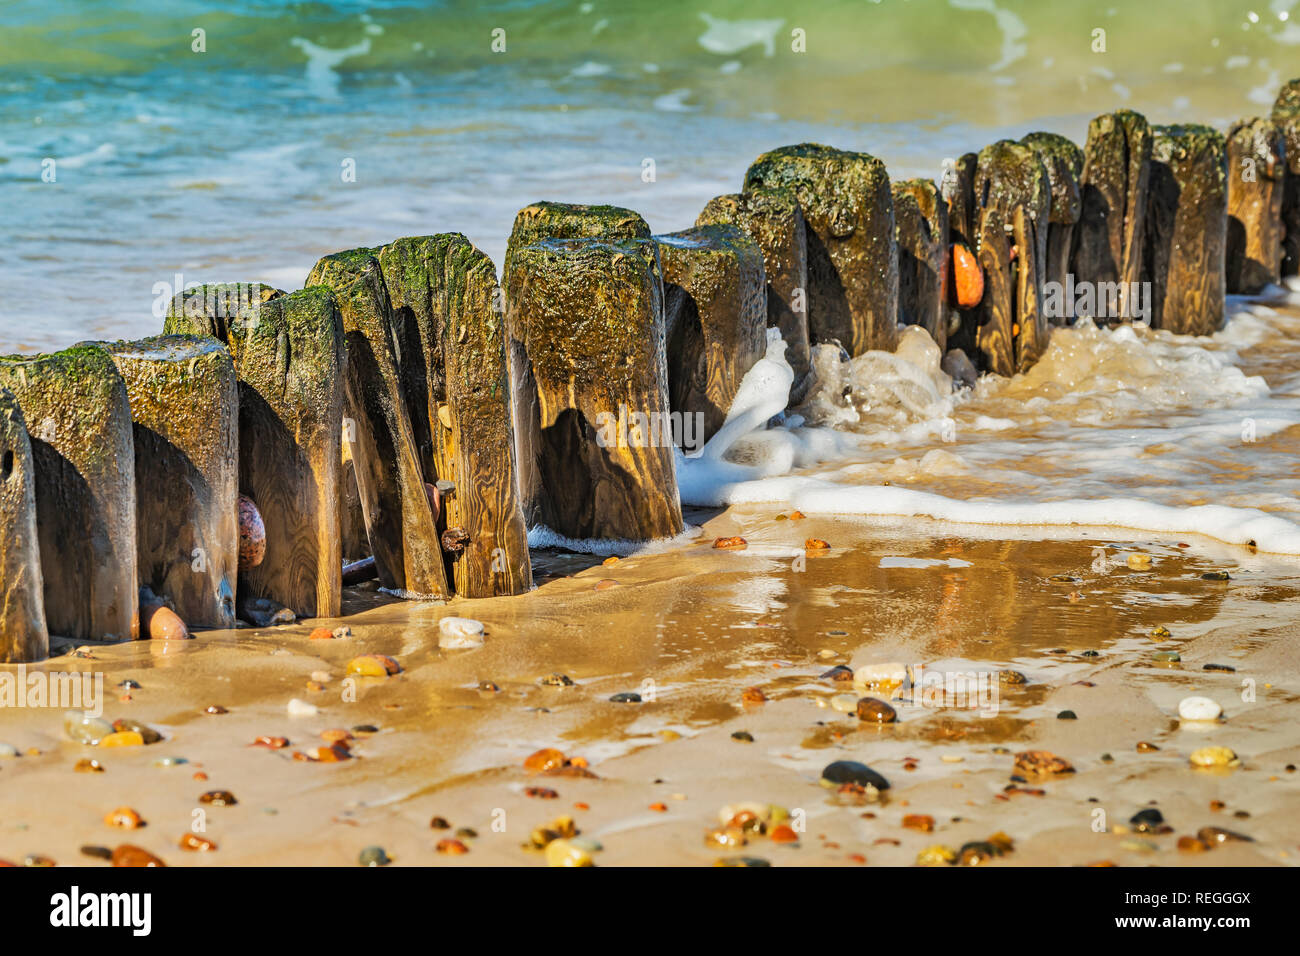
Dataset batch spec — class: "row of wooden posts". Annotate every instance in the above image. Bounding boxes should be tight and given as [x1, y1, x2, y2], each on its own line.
[1, 81, 1297, 663]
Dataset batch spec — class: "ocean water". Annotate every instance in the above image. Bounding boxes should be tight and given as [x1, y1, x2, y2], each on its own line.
[2, 0, 1298, 555]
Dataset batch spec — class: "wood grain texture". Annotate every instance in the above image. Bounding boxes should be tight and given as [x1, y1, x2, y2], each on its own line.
[891, 178, 949, 351]
[307, 252, 449, 599]
[1021, 131, 1084, 309]
[1273, 79, 1300, 277]
[1226, 118, 1287, 294]
[506, 236, 683, 542]
[1144, 125, 1228, 335]
[376, 234, 531, 598]
[105, 335, 239, 629]
[0, 347, 138, 641]
[744, 144, 898, 356]
[0, 389, 47, 661]
[695, 189, 811, 402]
[164, 284, 345, 618]
[656, 224, 769, 445]
[1073, 110, 1152, 321]
[973, 140, 1051, 376]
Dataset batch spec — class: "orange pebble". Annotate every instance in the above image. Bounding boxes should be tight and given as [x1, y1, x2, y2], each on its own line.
[524, 748, 567, 773]
[436, 838, 469, 855]
[193, 771, 208, 781]
[948, 242, 984, 308]
[320, 728, 354, 745]
[574, 802, 590, 811]
[99, 731, 144, 748]
[649, 802, 668, 812]
[308, 626, 334, 640]
[104, 807, 144, 829]
[789, 510, 806, 520]
[713, 536, 748, 551]
[178, 833, 217, 852]
[805, 538, 830, 553]
[741, 686, 768, 704]
[770, 825, 799, 843]
[252, 736, 289, 749]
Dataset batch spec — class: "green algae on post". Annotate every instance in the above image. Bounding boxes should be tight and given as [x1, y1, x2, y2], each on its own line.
[743, 143, 898, 357]
[891, 178, 950, 352]
[0, 388, 47, 662]
[104, 335, 239, 629]
[1073, 109, 1153, 320]
[1144, 124, 1228, 335]
[1226, 117, 1287, 295]
[656, 224, 768, 445]
[374, 234, 531, 598]
[973, 140, 1051, 375]
[165, 284, 346, 619]
[696, 189, 812, 402]
[306, 252, 449, 600]
[1021, 131, 1084, 303]
[0, 346, 138, 642]
[505, 236, 683, 541]
[1270, 78, 1300, 277]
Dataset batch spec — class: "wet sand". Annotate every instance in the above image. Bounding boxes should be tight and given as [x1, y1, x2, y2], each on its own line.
[2, 517, 1298, 867]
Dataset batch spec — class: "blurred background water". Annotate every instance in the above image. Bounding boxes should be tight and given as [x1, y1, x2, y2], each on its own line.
[1, 0, 1297, 352]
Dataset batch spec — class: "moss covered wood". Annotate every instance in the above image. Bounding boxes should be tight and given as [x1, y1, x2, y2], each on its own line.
[306, 252, 449, 599]
[0, 346, 138, 641]
[892, 179, 949, 350]
[1271, 79, 1300, 277]
[656, 224, 768, 445]
[0, 389, 47, 661]
[1021, 132, 1083, 303]
[1226, 118, 1287, 294]
[164, 284, 345, 618]
[695, 189, 811, 402]
[1073, 110, 1152, 320]
[375, 234, 531, 598]
[1143, 125, 1228, 335]
[744, 144, 898, 356]
[104, 335, 239, 629]
[505, 236, 683, 541]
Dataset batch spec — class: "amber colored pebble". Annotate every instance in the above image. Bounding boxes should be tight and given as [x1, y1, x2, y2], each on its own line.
[948, 242, 984, 308]
[568, 756, 589, 769]
[741, 686, 767, 704]
[649, 802, 668, 812]
[602, 556, 619, 565]
[524, 748, 567, 773]
[193, 771, 208, 781]
[436, 838, 469, 855]
[99, 731, 144, 748]
[902, 814, 935, 832]
[769, 825, 799, 844]
[805, 538, 830, 552]
[204, 705, 229, 715]
[1137, 741, 1160, 752]
[789, 510, 805, 520]
[1177, 836, 1209, 853]
[198, 790, 237, 806]
[252, 736, 289, 749]
[713, 536, 748, 551]
[525, 787, 558, 799]
[320, 728, 354, 745]
[111, 844, 165, 867]
[178, 833, 216, 852]
[847, 853, 867, 864]
[314, 744, 352, 762]
[574, 802, 590, 811]
[144, 603, 190, 640]
[308, 627, 334, 640]
[75, 758, 104, 773]
[104, 807, 144, 829]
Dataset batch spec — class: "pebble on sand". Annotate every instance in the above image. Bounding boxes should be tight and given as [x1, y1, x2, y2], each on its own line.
[853, 662, 909, 688]
[821, 760, 890, 791]
[64, 712, 114, 745]
[287, 698, 318, 717]
[1189, 746, 1240, 769]
[712, 536, 747, 551]
[1178, 696, 1222, 722]
[104, 807, 144, 829]
[544, 839, 594, 867]
[1013, 750, 1075, 778]
[143, 603, 190, 640]
[111, 845, 165, 867]
[98, 731, 145, 748]
[438, 616, 486, 649]
[358, 846, 390, 867]
[346, 654, 401, 677]
[856, 697, 898, 723]
[179, 834, 216, 851]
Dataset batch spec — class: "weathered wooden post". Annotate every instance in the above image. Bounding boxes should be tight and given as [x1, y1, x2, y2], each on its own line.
[940, 152, 981, 359]
[1271, 79, 1300, 277]
[104, 335, 239, 629]
[1143, 125, 1227, 335]
[373, 234, 531, 598]
[972, 140, 1050, 375]
[695, 189, 811, 401]
[165, 284, 345, 619]
[1022, 132, 1083, 307]
[743, 144, 898, 356]
[505, 235, 682, 541]
[891, 179, 949, 350]
[307, 252, 450, 599]
[1073, 110, 1152, 320]
[0, 389, 47, 662]
[1226, 118, 1287, 294]
[0, 347, 138, 641]
[655, 224, 768, 445]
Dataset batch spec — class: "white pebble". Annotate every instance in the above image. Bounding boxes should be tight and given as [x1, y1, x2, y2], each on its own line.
[1178, 696, 1222, 722]
[310, 670, 331, 683]
[830, 693, 858, 713]
[0, 743, 18, 758]
[287, 698, 318, 717]
[438, 616, 485, 649]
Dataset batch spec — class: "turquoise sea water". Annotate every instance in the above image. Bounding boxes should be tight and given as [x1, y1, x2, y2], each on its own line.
[1, 0, 1297, 351]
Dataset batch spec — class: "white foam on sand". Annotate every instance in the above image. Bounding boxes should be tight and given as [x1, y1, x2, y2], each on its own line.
[677, 307, 1300, 556]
